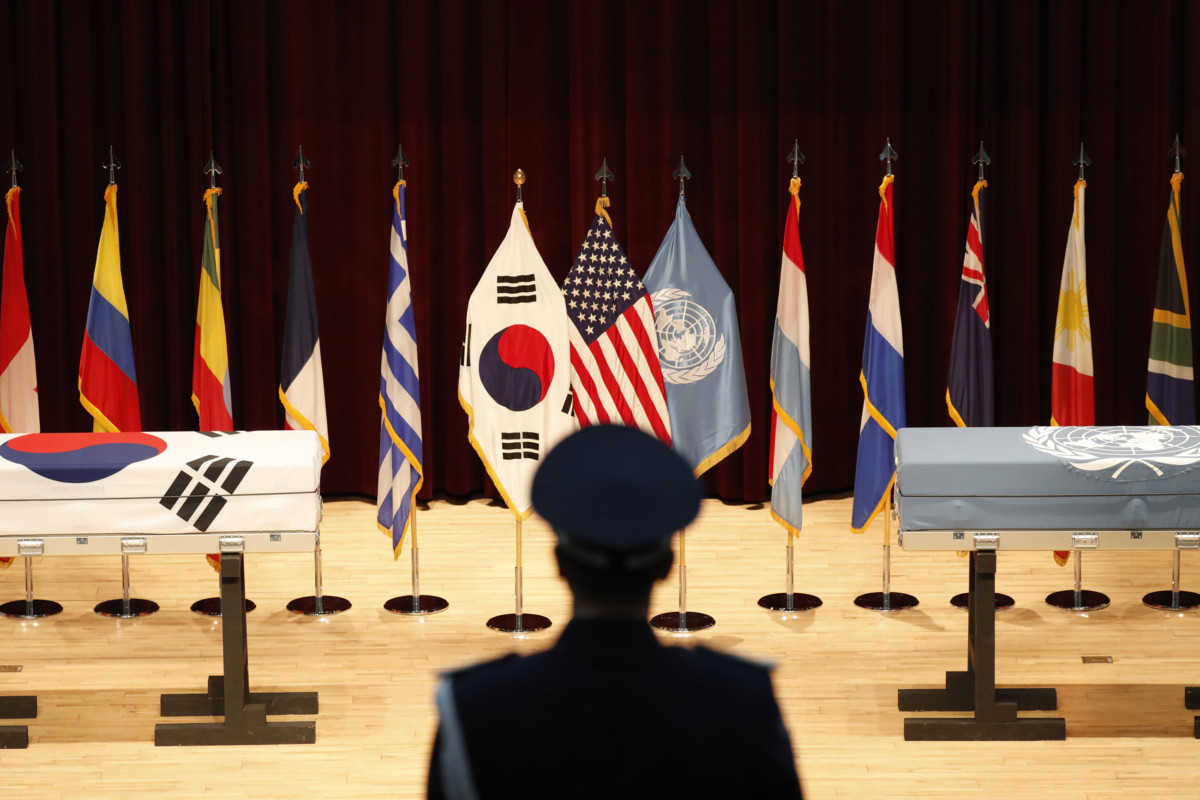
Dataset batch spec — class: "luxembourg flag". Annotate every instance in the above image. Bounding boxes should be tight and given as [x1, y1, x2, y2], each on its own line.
[851, 174, 906, 532]
[1050, 180, 1094, 427]
[769, 177, 812, 534]
[0, 186, 39, 435]
[80, 183, 141, 433]
[279, 182, 329, 464]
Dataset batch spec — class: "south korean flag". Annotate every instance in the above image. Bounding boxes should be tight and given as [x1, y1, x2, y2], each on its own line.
[458, 203, 577, 518]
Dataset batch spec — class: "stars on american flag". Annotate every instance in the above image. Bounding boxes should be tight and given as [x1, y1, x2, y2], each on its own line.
[561, 214, 649, 344]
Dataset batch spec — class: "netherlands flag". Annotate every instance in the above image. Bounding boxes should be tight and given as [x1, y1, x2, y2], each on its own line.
[279, 182, 329, 464]
[769, 177, 812, 534]
[79, 183, 141, 433]
[851, 175, 906, 532]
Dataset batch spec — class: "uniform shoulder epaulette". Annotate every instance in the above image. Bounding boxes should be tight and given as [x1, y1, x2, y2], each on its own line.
[692, 645, 776, 673]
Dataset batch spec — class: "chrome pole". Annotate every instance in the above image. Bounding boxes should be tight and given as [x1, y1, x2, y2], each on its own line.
[1172, 549, 1182, 609]
[514, 517, 523, 629]
[785, 530, 795, 612]
[410, 502, 421, 605]
[23, 557, 34, 617]
[121, 554, 132, 617]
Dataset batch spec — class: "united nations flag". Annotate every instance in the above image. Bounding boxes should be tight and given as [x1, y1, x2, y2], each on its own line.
[643, 197, 750, 475]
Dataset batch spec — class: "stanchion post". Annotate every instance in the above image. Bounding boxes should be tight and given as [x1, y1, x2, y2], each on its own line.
[758, 527, 822, 613]
[287, 529, 352, 615]
[854, 495, 918, 612]
[1143, 549, 1200, 610]
[1, 557, 63, 619]
[651, 528, 715, 632]
[94, 554, 158, 618]
[487, 515, 550, 633]
[1045, 550, 1109, 611]
[384, 502, 449, 615]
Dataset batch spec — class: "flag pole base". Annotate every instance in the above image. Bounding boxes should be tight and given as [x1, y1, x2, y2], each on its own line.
[287, 595, 352, 616]
[757, 592, 821, 613]
[94, 598, 159, 618]
[486, 612, 550, 633]
[950, 592, 1014, 611]
[650, 611, 715, 633]
[0, 599, 63, 619]
[384, 595, 449, 615]
[1044, 589, 1109, 612]
[190, 597, 257, 616]
[854, 591, 918, 612]
[1141, 589, 1200, 611]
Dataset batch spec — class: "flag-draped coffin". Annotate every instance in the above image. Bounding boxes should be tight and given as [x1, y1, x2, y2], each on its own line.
[769, 179, 812, 534]
[0, 187, 39, 435]
[279, 183, 330, 463]
[1051, 181, 1094, 427]
[1146, 172, 1194, 425]
[563, 204, 671, 445]
[642, 197, 750, 476]
[192, 188, 234, 431]
[458, 203, 576, 519]
[79, 184, 141, 433]
[851, 176, 906, 532]
[946, 179, 994, 428]
[378, 181, 424, 555]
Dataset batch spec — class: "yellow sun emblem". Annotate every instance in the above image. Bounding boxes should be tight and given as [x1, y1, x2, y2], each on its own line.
[1055, 271, 1091, 352]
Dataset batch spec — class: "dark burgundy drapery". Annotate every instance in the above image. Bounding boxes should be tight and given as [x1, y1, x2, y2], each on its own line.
[0, 0, 1197, 501]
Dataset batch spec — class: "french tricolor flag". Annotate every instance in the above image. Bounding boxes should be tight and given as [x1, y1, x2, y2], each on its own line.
[279, 183, 329, 464]
[852, 174, 906, 533]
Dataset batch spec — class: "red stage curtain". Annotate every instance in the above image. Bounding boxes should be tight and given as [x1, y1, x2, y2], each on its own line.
[0, 0, 1196, 501]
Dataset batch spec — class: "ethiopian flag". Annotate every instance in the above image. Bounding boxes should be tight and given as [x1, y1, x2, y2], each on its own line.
[192, 188, 234, 431]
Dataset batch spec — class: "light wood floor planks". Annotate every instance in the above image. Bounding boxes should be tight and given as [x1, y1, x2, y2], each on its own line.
[2, 496, 1200, 799]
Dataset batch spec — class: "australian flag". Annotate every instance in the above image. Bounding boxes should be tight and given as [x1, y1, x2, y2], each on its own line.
[946, 179, 993, 427]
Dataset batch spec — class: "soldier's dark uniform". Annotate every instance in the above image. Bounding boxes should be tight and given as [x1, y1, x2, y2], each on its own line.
[427, 425, 803, 800]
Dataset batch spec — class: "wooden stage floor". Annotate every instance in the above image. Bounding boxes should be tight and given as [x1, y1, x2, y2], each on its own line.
[1, 496, 1199, 799]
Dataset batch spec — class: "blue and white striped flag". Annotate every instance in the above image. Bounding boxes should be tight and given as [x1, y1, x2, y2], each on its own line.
[377, 181, 423, 556]
[769, 178, 812, 533]
[851, 175, 906, 532]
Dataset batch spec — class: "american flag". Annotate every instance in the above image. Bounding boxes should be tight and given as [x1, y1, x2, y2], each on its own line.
[563, 208, 672, 445]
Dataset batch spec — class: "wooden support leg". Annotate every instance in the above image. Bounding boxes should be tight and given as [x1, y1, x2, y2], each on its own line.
[0, 683, 35, 749]
[156, 552, 317, 746]
[899, 550, 1064, 740]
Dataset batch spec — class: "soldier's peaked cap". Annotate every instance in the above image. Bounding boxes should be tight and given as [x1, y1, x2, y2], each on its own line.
[532, 424, 701, 551]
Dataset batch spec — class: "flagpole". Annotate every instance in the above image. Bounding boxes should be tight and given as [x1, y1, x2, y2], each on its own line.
[760, 141, 821, 615]
[487, 515, 550, 633]
[0, 153, 62, 620]
[383, 145, 448, 618]
[1044, 145, 1109, 614]
[1142, 137, 1199, 612]
[947, 142, 1012, 613]
[853, 141, 916, 614]
[190, 152, 256, 618]
[384, 498, 449, 615]
[88, 148, 158, 620]
[651, 527, 715, 632]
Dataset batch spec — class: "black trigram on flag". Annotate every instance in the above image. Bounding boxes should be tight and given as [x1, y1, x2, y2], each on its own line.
[160, 455, 253, 532]
[197, 431, 244, 438]
[497, 274, 537, 304]
[500, 431, 540, 460]
[562, 389, 575, 416]
[461, 324, 472, 367]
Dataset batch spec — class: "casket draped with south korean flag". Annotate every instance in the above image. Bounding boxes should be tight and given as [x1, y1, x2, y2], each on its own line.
[0, 430, 323, 556]
[896, 425, 1200, 551]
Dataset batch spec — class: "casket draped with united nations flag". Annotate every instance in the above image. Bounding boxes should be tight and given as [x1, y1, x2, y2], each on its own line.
[897, 426, 1200, 551]
[0, 430, 323, 555]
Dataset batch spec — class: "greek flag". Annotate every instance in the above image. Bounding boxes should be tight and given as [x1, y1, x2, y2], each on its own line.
[642, 197, 750, 476]
[378, 181, 423, 556]
[851, 176, 906, 532]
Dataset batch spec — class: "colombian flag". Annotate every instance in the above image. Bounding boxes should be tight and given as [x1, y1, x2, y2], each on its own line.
[80, 184, 141, 433]
[192, 188, 233, 431]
